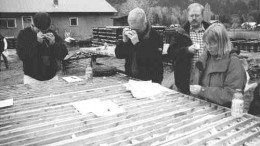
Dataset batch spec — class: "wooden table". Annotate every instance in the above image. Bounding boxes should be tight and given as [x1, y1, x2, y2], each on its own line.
[1, 74, 260, 146]
[80, 46, 116, 57]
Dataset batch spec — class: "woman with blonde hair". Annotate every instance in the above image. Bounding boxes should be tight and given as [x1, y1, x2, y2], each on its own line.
[190, 23, 247, 107]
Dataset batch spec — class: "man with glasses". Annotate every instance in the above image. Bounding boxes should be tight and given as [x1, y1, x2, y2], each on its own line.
[185, 3, 210, 72]
[17, 12, 68, 84]
[115, 8, 164, 83]
[167, 3, 210, 94]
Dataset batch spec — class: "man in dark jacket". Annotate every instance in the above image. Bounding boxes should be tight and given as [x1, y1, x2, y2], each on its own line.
[167, 27, 192, 94]
[115, 8, 164, 83]
[167, 3, 210, 94]
[17, 12, 68, 84]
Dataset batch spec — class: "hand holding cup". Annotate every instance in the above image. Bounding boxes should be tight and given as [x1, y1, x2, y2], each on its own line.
[190, 85, 202, 95]
[193, 43, 200, 50]
[122, 27, 131, 42]
[124, 29, 139, 45]
[37, 31, 45, 43]
[44, 32, 55, 45]
[188, 43, 200, 54]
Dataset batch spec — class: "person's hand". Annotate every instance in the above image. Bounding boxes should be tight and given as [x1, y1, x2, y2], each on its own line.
[125, 30, 139, 45]
[188, 43, 200, 54]
[44, 33, 55, 45]
[190, 85, 202, 95]
[122, 27, 131, 42]
[37, 32, 45, 43]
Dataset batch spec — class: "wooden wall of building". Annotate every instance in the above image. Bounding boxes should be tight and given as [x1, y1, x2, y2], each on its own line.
[0, 12, 114, 40]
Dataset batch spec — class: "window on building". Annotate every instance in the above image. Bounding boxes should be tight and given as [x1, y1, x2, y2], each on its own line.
[0, 18, 16, 28]
[53, 0, 58, 5]
[22, 16, 33, 28]
[69, 17, 78, 26]
[53, 0, 58, 8]
[23, 16, 32, 23]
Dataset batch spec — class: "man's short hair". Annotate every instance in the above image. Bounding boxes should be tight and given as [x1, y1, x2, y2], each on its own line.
[128, 8, 147, 24]
[187, 3, 204, 15]
[33, 12, 51, 31]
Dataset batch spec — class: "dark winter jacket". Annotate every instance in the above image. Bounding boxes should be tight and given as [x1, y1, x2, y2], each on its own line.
[192, 52, 247, 107]
[17, 27, 68, 81]
[115, 24, 164, 83]
[0, 34, 4, 53]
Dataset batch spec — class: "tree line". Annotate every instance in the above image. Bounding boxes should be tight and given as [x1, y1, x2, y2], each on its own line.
[107, 0, 260, 27]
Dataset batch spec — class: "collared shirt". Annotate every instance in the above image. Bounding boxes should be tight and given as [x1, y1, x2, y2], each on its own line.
[189, 25, 205, 70]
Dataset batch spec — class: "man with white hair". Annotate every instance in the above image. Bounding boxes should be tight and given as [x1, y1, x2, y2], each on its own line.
[115, 8, 164, 83]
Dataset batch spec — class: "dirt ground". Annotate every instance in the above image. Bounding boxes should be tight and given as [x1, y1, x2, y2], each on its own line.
[0, 49, 176, 89]
[0, 51, 23, 86]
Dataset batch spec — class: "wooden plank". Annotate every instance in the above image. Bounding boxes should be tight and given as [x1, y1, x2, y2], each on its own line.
[210, 120, 260, 146]
[30, 99, 203, 145]
[0, 94, 177, 137]
[0, 94, 185, 145]
[0, 84, 126, 115]
[136, 110, 231, 146]
[230, 130, 260, 146]
[3, 98, 193, 145]
[162, 115, 250, 146]
[83, 104, 214, 146]
[0, 106, 75, 123]
[35, 101, 207, 145]
[251, 140, 260, 146]
[1, 74, 260, 146]
[100, 106, 224, 146]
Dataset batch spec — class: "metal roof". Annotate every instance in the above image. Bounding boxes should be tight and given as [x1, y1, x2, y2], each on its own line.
[111, 15, 128, 19]
[0, 0, 117, 13]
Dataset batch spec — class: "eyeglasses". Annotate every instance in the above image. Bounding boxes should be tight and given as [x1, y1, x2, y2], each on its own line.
[189, 14, 202, 18]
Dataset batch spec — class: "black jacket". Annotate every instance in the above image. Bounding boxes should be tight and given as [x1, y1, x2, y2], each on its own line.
[17, 27, 68, 81]
[115, 26, 164, 83]
[0, 34, 4, 53]
[167, 21, 210, 94]
[183, 21, 210, 35]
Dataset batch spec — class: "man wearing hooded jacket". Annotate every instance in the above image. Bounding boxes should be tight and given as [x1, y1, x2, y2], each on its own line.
[17, 12, 68, 84]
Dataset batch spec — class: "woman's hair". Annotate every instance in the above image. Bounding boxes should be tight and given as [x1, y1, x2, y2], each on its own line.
[203, 23, 232, 58]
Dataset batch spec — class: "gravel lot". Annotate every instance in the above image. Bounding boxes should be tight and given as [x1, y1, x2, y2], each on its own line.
[0, 49, 176, 90]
